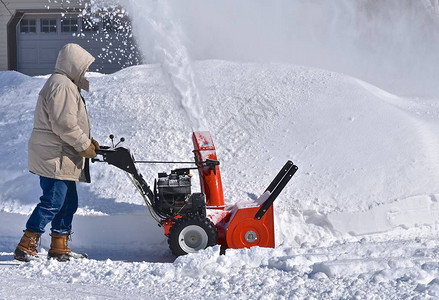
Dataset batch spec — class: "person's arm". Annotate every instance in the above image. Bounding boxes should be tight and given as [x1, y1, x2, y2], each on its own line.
[47, 86, 91, 152]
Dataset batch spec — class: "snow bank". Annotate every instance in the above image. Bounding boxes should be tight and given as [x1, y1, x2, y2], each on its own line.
[3, 237, 439, 299]
[1, 61, 439, 250]
[2, 61, 439, 299]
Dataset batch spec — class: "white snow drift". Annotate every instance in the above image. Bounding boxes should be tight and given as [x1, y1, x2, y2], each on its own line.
[1, 61, 439, 298]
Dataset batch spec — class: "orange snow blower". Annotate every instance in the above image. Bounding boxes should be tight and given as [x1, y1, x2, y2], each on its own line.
[93, 132, 297, 256]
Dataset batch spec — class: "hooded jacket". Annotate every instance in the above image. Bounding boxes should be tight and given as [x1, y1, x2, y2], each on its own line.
[28, 43, 95, 182]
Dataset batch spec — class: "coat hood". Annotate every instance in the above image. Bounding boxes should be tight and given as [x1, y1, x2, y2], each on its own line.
[55, 44, 95, 92]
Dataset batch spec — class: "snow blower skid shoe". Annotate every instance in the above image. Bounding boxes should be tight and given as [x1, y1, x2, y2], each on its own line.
[47, 233, 88, 262]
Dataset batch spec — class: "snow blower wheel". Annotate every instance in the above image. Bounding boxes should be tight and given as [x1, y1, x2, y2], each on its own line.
[168, 215, 218, 256]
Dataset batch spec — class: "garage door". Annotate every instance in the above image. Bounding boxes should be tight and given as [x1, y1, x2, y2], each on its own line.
[17, 14, 141, 76]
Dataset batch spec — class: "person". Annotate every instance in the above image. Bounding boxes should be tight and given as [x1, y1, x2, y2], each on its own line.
[14, 43, 99, 262]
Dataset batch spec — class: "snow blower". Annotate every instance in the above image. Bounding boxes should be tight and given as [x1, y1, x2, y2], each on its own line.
[93, 131, 297, 256]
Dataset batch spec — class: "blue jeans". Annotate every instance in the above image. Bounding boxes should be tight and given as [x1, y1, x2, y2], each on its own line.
[26, 176, 78, 235]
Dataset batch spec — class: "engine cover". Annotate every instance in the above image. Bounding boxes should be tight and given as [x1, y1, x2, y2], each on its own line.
[157, 169, 191, 206]
[155, 168, 206, 217]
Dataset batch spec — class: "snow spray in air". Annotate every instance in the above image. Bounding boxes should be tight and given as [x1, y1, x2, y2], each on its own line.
[162, 0, 439, 97]
[120, 0, 209, 131]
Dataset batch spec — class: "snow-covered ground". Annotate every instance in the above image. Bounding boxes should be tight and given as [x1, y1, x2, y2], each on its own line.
[1, 61, 439, 298]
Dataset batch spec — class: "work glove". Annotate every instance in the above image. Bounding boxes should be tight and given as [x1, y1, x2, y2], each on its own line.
[91, 138, 100, 150]
[79, 142, 96, 158]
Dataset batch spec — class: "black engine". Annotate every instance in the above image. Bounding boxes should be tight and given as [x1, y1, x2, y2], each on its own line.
[154, 168, 206, 218]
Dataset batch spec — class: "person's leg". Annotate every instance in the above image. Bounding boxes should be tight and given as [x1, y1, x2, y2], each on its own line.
[51, 180, 78, 235]
[25, 177, 69, 234]
[48, 181, 86, 261]
[15, 176, 68, 261]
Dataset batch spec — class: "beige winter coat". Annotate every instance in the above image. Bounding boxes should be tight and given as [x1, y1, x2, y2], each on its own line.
[28, 44, 95, 182]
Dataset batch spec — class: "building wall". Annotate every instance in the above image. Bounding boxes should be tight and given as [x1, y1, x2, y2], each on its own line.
[0, 0, 84, 71]
[1, 5, 12, 70]
[0, 4, 10, 70]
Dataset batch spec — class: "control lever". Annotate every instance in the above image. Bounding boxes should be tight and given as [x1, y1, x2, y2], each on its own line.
[109, 134, 115, 148]
[204, 159, 220, 174]
[115, 137, 125, 147]
[91, 157, 102, 163]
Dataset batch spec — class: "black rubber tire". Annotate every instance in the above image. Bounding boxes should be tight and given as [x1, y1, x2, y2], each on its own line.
[168, 215, 218, 256]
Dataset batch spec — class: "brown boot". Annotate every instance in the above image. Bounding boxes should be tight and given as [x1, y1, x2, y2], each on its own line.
[14, 230, 41, 262]
[48, 233, 87, 262]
